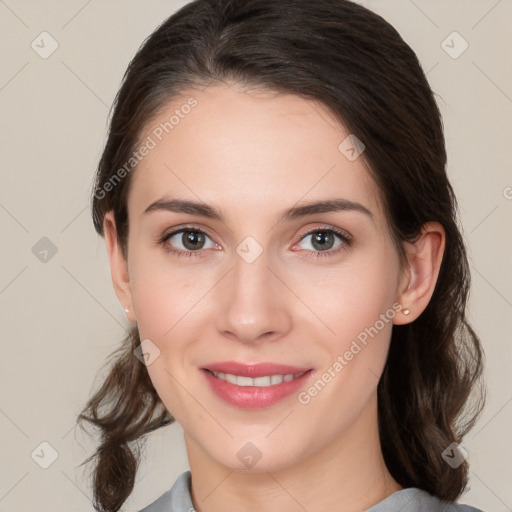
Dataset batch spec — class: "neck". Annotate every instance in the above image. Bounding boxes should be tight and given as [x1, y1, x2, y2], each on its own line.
[185, 393, 402, 512]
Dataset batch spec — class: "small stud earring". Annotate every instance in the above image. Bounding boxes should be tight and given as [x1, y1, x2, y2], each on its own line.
[124, 307, 129, 313]
[403, 308, 410, 315]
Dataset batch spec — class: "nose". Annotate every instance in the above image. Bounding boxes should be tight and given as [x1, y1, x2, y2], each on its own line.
[213, 247, 293, 345]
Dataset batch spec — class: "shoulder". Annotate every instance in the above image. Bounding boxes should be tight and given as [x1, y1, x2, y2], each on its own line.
[138, 475, 487, 512]
[366, 487, 487, 512]
[138, 471, 193, 512]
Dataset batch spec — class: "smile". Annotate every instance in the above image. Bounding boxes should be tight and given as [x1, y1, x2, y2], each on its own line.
[201, 365, 315, 409]
[206, 369, 308, 387]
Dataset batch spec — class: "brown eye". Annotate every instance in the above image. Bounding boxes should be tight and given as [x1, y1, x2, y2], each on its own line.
[180, 230, 206, 250]
[162, 228, 217, 255]
[292, 228, 351, 257]
[297, 229, 348, 252]
[310, 231, 337, 251]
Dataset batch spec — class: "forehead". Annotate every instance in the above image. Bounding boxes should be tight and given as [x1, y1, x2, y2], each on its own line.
[128, 83, 385, 225]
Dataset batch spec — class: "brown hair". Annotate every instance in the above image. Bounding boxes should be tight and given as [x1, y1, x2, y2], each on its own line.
[78, 1, 486, 510]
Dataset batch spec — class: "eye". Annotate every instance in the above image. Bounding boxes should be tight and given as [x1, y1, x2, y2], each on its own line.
[159, 227, 219, 257]
[293, 227, 351, 257]
[158, 225, 351, 258]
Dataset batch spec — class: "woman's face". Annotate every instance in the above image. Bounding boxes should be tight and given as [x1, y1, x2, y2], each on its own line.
[117, 83, 408, 472]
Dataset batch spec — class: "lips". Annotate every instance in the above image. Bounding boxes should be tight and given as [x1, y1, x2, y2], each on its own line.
[200, 361, 314, 409]
[203, 361, 311, 378]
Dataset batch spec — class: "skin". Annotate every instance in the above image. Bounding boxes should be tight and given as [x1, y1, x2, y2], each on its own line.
[104, 83, 445, 512]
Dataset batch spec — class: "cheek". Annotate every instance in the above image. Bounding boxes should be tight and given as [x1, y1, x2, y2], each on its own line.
[128, 248, 204, 339]
[129, 264, 199, 421]
[295, 245, 399, 398]
[127, 252, 209, 409]
[293, 245, 400, 346]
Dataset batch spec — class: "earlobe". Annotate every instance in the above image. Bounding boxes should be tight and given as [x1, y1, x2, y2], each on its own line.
[103, 211, 135, 323]
[393, 222, 446, 325]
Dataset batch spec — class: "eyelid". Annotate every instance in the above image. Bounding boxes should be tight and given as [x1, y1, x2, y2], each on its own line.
[158, 225, 219, 258]
[159, 223, 216, 241]
[158, 223, 352, 257]
[290, 224, 352, 256]
[297, 224, 352, 242]
[159, 224, 351, 243]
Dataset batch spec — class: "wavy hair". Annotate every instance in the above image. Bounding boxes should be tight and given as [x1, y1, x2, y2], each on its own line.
[78, 1, 486, 510]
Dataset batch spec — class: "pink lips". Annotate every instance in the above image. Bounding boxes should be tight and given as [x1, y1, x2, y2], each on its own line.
[201, 361, 314, 409]
[203, 361, 311, 377]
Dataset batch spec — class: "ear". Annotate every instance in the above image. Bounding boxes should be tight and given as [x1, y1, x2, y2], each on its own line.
[103, 211, 136, 323]
[393, 221, 446, 325]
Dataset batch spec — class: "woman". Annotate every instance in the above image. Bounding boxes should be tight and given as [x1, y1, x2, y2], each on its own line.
[78, 1, 487, 511]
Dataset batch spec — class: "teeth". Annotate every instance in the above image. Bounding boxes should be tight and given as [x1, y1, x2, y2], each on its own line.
[225, 373, 238, 385]
[210, 370, 306, 387]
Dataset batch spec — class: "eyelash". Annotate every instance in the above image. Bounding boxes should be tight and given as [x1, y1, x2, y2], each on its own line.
[296, 226, 352, 258]
[158, 224, 352, 259]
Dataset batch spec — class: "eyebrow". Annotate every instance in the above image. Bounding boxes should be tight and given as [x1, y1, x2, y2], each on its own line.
[142, 197, 374, 223]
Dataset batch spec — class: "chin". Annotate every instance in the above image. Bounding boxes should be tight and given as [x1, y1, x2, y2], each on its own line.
[204, 436, 308, 474]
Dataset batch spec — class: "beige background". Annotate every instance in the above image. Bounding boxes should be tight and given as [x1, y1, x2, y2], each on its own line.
[1, 1, 511, 510]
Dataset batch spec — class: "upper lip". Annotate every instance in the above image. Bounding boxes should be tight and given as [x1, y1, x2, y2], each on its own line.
[202, 361, 312, 378]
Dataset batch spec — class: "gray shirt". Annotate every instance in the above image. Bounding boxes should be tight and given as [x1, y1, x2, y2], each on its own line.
[138, 471, 486, 512]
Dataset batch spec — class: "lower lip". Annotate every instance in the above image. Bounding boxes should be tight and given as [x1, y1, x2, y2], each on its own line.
[201, 369, 314, 409]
